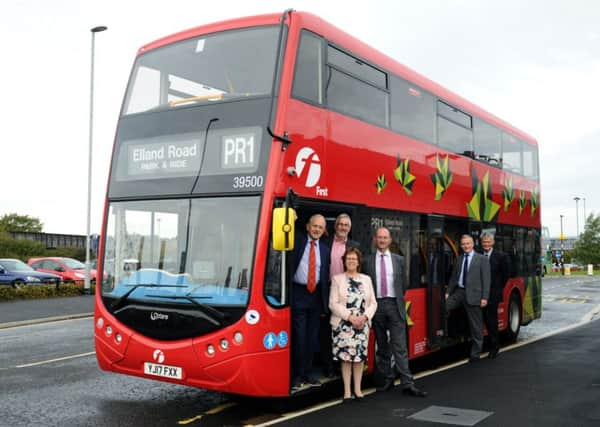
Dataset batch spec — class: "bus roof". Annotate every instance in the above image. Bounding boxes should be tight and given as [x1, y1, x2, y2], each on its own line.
[138, 11, 537, 147]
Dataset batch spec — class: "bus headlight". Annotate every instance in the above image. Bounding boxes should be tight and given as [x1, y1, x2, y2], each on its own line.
[96, 317, 104, 329]
[220, 339, 229, 350]
[106, 326, 113, 336]
[115, 333, 122, 343]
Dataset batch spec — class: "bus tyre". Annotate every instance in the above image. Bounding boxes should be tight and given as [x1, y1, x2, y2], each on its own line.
[12, 279, 25, 289]
[505, 293, 521, 343]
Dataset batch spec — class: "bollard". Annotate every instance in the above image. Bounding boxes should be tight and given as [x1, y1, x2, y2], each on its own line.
[588, 264, 594, 276]
[564, 266, 571, 276]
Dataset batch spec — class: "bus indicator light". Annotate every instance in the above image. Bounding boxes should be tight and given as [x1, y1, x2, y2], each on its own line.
[233, 332, 243, 344]
[206, 345, 216, 356]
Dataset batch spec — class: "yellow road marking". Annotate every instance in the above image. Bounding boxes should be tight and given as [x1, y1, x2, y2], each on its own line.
[178, 402, 237, 425]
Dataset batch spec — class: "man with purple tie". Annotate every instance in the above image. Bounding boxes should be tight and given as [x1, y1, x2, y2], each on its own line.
[363, 227, 426, 397]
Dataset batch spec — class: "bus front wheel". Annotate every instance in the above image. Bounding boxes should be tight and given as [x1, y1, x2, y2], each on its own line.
[505, 293, 521, 343]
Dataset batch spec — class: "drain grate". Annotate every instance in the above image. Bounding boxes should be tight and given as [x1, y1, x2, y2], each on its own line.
[408, 405, 493, 426]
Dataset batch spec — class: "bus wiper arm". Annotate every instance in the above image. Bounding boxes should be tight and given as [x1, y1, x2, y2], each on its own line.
[145, 294, 227, 325]
[111, 284, 187, 310]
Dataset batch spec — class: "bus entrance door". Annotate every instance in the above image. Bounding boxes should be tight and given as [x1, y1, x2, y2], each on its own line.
[426, 215, 446, 349]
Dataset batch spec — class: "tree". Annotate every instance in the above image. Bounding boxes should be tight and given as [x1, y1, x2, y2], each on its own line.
[572, 213, 600, 265]
[0, 213, 43, 233]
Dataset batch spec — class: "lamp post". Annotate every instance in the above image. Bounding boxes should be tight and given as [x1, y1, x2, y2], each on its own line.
[573, 196, 581, 236]
[85, 25, 108, 295]
[583, 197, 587, 231]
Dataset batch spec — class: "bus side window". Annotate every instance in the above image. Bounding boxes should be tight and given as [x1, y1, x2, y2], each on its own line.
[264, 242, 284, 306]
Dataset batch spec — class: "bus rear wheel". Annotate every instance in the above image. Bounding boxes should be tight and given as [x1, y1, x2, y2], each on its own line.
[504, 293, 521, 343]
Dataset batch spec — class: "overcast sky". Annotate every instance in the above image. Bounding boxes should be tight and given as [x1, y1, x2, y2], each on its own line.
[1, 0, 598, 237]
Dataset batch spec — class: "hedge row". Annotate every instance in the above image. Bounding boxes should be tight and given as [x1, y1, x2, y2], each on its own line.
[0, 283, 96, 302]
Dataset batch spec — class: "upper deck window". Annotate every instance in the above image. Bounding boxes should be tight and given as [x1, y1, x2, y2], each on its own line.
[123, 26, 279, 115]
[292, 31, 323, 104]
[437, 101, 473, 156]
[473, 119, 502, 167]
[522, 142, 539, 180]
[327, 46, 387, 89]
[390, 76, 435, 144]
[325, 46, 388, 127]
[502, 133, 523, 175]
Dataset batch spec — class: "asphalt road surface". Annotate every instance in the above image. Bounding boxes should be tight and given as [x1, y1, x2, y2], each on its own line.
[1, 275, 599, 427]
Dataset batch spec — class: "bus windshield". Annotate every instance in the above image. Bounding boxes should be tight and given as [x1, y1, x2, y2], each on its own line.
[101, 196, 259, 307]
[123, 26, 279, 115]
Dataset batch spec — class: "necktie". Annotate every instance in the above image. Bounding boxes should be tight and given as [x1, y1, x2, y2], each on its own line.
[462, 254, 469, 287]
[380, 254, 388, 297]
[307, 240, 316, 293]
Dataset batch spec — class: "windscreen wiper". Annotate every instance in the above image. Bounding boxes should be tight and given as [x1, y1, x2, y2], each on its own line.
[111, 284, 186, 311]
[144, 294, 226, 326]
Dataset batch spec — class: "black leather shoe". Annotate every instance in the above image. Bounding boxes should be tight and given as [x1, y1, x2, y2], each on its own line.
[469, 356, 480, 363]
[342, 397, 353, 404]
[305, 375, 321, 387]
[488, 347, 499, 359]
[402, 384, 427, 397]
[377, 379, 395, 392]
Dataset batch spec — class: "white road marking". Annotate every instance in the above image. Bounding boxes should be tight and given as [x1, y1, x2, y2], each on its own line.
[15, 351, 95, 368]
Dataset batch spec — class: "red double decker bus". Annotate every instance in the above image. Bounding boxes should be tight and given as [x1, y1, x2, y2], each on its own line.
[95, 10, 541, 397]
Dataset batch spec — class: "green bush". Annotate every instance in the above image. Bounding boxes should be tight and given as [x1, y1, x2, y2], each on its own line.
[0, 283, 95, 302]
[0, 231, 86, 262]
[0, 231, 46, 259]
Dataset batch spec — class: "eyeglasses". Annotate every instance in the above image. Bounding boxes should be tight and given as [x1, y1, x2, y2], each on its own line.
[345, 257, 359, 262]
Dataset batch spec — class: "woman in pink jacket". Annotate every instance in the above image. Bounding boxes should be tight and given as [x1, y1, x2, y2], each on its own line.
[329, 247, 378, 402]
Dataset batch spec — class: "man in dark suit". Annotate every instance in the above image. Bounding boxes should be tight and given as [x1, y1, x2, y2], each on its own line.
[291, 214, 330, 390]
[363, 227, 426, 397]
[446, 234, 491, 362]
[320, 213, 360, 377]
[480, 232, 510, 358]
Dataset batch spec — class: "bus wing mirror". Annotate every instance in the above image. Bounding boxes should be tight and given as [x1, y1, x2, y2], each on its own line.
[272, 207, 295, 251]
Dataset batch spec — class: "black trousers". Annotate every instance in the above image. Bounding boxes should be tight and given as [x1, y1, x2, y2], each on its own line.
[446, 288, 484, 358]
[372, 298, 413, 386]
[291, 283, 321, 381]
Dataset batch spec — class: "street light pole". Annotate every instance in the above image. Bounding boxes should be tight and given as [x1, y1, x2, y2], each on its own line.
[583, 197, 587, 231]
[85, 25, 108, 295]
[573, 196, 581, 236]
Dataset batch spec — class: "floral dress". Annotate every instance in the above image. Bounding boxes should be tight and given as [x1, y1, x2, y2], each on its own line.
[332, 277, 369, 362]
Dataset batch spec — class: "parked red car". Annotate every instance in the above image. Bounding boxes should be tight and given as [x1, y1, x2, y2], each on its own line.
[28, 257, 98, 285]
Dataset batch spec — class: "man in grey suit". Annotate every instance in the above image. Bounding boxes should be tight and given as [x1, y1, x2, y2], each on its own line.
[446, 234, 491, 362]
[364, 227, 426, 397]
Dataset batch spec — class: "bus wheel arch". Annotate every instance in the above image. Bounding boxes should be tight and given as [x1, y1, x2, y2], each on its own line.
[504, 291, 522, 343]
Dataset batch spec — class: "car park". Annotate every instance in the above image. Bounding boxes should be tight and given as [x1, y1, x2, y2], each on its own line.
[28, 257, 98, 285]
[0, 258, 61, 288]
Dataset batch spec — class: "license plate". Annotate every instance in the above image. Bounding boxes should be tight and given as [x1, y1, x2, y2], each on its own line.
[143, 362, 183, 380]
